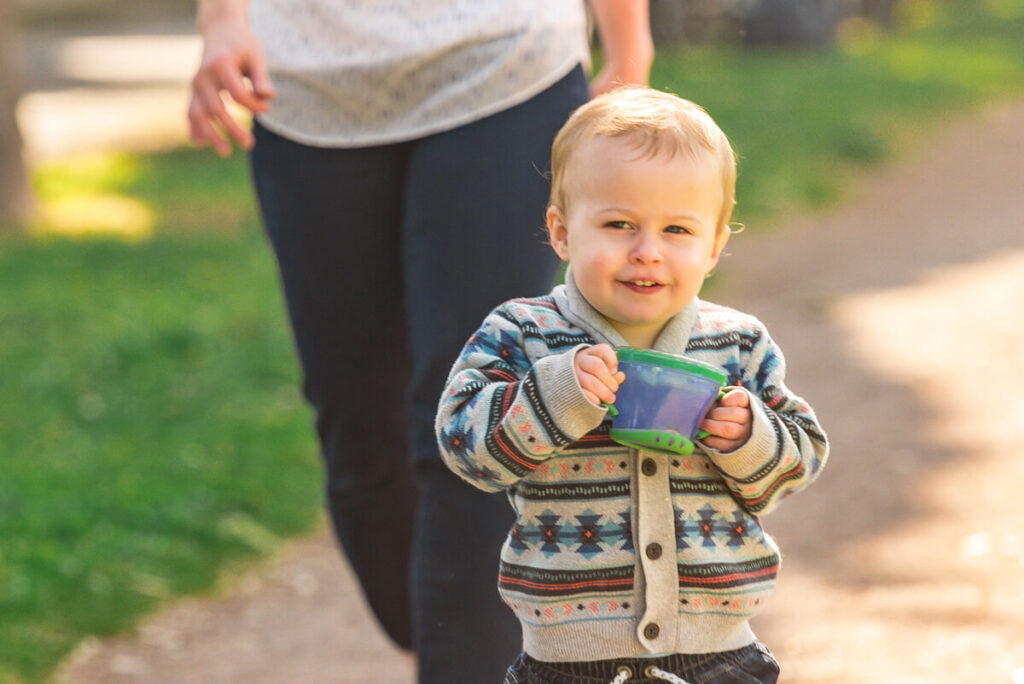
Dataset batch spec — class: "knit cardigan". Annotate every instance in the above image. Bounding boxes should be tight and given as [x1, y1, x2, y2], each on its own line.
[436, 277, 829, 662]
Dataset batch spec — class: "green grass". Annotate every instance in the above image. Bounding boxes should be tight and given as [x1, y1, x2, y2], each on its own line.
[1, 153, 321, 682]
[2, 1, 1024, 681]
[648, 0, 1024, 224]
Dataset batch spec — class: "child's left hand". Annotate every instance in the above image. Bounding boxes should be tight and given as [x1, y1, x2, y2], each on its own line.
[698, 388, 753, 453]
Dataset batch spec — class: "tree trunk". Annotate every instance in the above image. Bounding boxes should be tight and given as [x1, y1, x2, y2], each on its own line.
[649, 0, 691, 46]
[649, 0, 748, 46]
[742, 0, 849, 46]
[652, 0, 875, 47]
[0, 0, 34, 233]
[858, 0, 897, 25]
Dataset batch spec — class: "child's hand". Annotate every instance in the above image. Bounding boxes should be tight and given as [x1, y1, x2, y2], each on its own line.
[698, 388, 753, 453]
[574, 344, 626, 407]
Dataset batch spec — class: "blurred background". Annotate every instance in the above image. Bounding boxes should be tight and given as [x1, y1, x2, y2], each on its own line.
[1, 1, 1023, 682]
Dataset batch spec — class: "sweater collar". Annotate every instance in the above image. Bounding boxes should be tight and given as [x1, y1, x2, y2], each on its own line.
[553, 266, 701, 352]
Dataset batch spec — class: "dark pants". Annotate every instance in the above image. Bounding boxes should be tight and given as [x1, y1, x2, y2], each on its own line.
[504, 644, 780, 684]
[250, 66, 587, 683]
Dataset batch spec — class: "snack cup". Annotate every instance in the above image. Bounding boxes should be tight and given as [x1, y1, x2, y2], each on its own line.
[605, 348, 727, 456]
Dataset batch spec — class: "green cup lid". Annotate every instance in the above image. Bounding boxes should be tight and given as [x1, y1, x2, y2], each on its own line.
[615, 348, 727, 385]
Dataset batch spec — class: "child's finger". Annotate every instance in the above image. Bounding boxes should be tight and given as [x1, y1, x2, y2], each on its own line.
[700, 434, 741, 453]
[704, 405, 748, 425]
[699, 417, 747, 441]
[718, 388, 749, 407]
[577, 352, 620, 391]
[590, 344, 619, 374]
[580, 374, 617, 405]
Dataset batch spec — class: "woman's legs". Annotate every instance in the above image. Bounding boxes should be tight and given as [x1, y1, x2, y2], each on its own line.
[248, 63, 587, 679]
[250, 123, 417, 649]
[402, 66, 589, 683]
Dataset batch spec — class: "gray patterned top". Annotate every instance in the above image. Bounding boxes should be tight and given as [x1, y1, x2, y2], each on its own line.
[250, 0, 589, 147]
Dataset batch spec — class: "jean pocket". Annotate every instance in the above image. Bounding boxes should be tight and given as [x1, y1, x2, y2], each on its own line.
[704, 642, 780, 684]
[505, 653, 527, 684]
[735, 642, 780, 683]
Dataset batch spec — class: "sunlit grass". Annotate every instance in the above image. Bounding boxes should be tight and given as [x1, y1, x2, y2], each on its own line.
[29, 147, 258, 239]
[648, 2, 1024, 224]
[2, 154, 318, 681]
[33, 194, 155, 240]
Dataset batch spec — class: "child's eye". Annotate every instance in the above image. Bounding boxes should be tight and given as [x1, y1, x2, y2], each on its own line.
[605, 220, 632, 230]
[664, 224, 691, 234]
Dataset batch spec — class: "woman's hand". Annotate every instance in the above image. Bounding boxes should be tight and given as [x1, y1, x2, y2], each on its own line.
[188, 2, 275, 155]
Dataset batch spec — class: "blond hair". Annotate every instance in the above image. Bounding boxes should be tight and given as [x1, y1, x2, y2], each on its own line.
[549, 87, 737, 235]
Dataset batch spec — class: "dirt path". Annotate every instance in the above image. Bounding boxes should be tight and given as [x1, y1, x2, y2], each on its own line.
[715, 98, 1024, 682]
[50, 61, 1024, 682]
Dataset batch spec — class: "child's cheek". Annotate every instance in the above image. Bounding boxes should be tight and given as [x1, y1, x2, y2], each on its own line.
[587, 250, 619, 274]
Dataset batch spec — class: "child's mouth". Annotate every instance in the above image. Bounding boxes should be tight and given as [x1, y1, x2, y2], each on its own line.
[621, 279, 664, 293]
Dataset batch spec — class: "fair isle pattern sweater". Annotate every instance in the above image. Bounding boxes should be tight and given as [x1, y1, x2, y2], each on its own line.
[436, 278, 829, 662]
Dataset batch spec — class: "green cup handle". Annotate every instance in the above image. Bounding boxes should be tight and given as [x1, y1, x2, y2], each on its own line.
[696, 386, 737, 441]
[602, 401, 618, 417]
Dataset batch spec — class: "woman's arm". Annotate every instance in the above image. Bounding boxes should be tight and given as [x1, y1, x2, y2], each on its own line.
[587, 0, 655, 96]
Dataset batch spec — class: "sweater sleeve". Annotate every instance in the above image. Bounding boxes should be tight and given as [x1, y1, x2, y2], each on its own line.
[435, 306, 608, 493]
[702, 321, 829, 515]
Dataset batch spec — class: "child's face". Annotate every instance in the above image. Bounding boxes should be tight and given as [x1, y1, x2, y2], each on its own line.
[548, 135, 729, 348]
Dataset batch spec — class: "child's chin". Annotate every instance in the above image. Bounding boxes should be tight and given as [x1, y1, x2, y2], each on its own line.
[614, 312, 670, 327]
[608, 316, 670, 337]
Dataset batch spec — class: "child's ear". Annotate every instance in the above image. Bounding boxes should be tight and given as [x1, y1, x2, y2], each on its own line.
[546, 206, 571, 262]
[709, 226, 731, 264]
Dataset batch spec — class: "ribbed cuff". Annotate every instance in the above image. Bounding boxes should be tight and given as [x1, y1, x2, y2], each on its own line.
[533, 344, 608, 441]
[703, 389, 777, 479]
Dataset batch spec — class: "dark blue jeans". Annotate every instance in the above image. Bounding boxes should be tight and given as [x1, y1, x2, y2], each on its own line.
[505, 644, 780, 684]
[250, 66, 587, 683]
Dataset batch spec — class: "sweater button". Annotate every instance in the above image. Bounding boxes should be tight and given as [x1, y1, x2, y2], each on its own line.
[645, 542, 662, 560]
[643, 622, 660, 640]
[641, 458, 657, 476]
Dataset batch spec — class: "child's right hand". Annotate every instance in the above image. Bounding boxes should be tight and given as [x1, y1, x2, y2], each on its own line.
[574, 344, 626, 407]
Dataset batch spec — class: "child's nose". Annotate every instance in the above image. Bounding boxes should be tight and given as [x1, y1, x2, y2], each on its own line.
[629, 233, 663, 264]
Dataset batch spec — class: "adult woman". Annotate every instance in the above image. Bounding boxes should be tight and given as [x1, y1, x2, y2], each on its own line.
[188, 2, 652, 680]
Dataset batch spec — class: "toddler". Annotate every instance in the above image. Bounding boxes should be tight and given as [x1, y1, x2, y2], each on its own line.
[436, 87, 828, 684]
